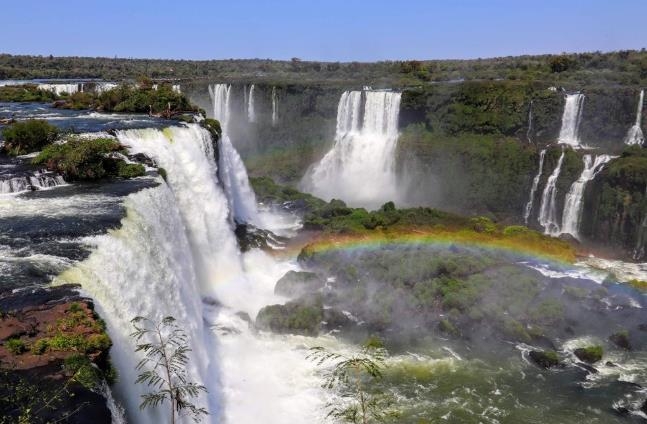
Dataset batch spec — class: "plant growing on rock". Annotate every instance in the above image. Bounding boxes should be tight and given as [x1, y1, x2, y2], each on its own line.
[307, 338, 398, 424]
[130, 316, 207, 424]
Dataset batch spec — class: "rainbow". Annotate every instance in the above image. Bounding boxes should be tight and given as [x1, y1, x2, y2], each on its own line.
[274, 228, 576, 265]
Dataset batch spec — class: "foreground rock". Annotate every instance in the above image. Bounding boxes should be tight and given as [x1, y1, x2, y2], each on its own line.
[0, 285, 113, 423]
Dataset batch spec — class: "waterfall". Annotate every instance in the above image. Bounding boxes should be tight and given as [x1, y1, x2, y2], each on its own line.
[57, 184, 222, 424]
[248, 84, 256, 123]
[558, 94, 585, 147]
[538, 149, 565, 235]
[37, 83, 80, 96]
[624, 89, 645, 146]
[208, 84, 259, 224]
[526, 100, 534, 143]
[57, 124, 325, 422]
[634, 212, 647, 261]
[560, 154, 613, 239]
[1, 172, 66, 194]
[271, 87, 278, 126]
[209, 83, 231, 127]
[523, 149, 546, 224]
[301, 90, 401, 208]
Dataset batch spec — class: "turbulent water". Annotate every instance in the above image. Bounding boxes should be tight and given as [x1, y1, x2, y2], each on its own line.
[624, 89, 645, 146]
[0, 171, 65, 194]
[37, 83, 82, 95]
[523, 148, 546, 224]
[561, 154, 613, 238]
[538, 149, 565, 235]
[301, 90, 402, 208]
[51, 124, 325, 423]
[558, 93, 585, 147]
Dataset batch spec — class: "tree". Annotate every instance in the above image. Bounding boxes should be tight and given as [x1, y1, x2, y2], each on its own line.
[130, 316, 207, 424]
[307, 338, 398, 424]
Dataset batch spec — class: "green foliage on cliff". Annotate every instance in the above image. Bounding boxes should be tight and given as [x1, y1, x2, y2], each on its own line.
[1, 119, 60, 155]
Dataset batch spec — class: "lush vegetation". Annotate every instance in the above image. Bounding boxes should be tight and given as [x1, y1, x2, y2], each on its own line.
[582, 146, 647, 256]
[1, 119, 59, 155]
[33, 137, 145, 181]
[2, 50, 647, 86]
[0, 84, 58, 102]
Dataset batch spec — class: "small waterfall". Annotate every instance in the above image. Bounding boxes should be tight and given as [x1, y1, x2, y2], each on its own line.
[558, 93, 585, 147]
[208, 84, 259, 224]
[209, 83, 231, 126]
[172, 84, 181, 93]
[624, 89, 645, 146]
[37, 83, 80, 96]
[95, 82, 118, 94]
[248, 84, 256, 123]
[538, 149, 565, 235]
[634, 214, 647, 260]
[560, 154, 613, 239]
[271, 86, 278, 126]
[523, 149, 546, 224]
[301, 90, 401, 208]
[526, 100, 534, 143]
[1, 172, 66, 194]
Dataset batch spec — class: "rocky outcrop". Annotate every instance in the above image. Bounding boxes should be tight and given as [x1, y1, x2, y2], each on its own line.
[274, 270, 325, 298]
[0, 285, 113, 423]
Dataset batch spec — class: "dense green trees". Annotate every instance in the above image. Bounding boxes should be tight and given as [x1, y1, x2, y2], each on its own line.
[1, 119, 59, 155]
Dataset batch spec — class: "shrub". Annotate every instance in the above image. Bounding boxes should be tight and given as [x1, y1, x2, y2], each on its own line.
[574, 345, 603, 363]
[470, 216, 496, 234]
[30, 338, 49, 355]
[117, 161, 145, 178]
[2, 119, 59, 155]
[33, 137, 139, 181]
[64, 354, 102, 390]
[4, 338, 26, 355]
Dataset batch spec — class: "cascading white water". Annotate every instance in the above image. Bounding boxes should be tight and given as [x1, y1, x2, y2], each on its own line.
[301, 90, 401, 209]
[172, 84, 181, 94]
[560, 154, 613, 239]
[57, 184, 220, 424]
[624, 89, 644, 146]
[209, 84, 259, 224]
[271, 86, 278, 126]
[209, 84, 231, 127]
[219, 135, 259, 224]
[247, 84, 256, 123]
[0, 173, 66, 194]
[558, 94, 585, 147]
[538, 149, 565, 235]
[57, 124, 325, 423]
[37, 83, 80, 95]
[523, 149, 546, 224]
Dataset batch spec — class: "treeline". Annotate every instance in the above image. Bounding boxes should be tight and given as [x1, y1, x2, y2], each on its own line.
[1, 49, 646, 86]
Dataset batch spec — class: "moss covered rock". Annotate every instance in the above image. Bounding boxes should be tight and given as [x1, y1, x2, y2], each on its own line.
[274, 271, 325, 298]
[529, 350, 560, 368]
[255, 295, 323, 336]
[574, 345, 603, 363]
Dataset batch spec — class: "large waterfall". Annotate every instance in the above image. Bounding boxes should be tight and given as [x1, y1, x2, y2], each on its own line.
[56, 124, 324, 423]
[624, 89, 644, 146]
[560, 154, 613, 239]
[558, 94, 585, 147]
[538, 149, 565, 235]
[247, 84, 256, 123]
[209, 83, 259, 224]
[523, 149, 546, 224]
[301, 90, 402, 208]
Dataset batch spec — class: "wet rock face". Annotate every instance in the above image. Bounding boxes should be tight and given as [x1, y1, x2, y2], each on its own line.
[0, 286, 113, 423]
[529, 350, 560, 368]
[274, 270, 325, 298]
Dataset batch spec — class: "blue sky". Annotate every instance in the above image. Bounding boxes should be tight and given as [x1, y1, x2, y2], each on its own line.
[2, 0, 646, 61]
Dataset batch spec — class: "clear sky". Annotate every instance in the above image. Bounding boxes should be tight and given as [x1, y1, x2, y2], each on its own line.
[2, 0, 646, 61]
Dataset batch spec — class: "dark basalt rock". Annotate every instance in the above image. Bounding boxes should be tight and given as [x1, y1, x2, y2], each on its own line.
[129, 152, 156, 167]
[529, 350, 560, 368]
[235, 223, 286, 252]
[255, 294, 323, 336]
[609, 331, 631, 350]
